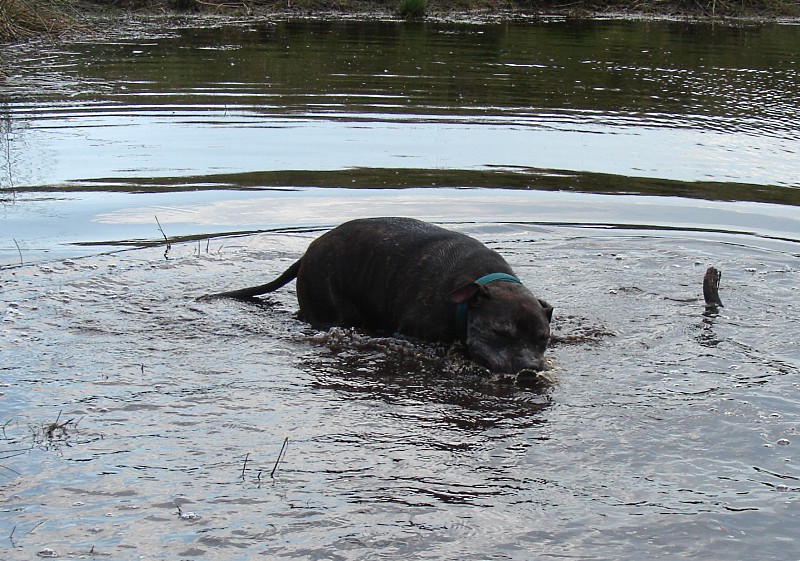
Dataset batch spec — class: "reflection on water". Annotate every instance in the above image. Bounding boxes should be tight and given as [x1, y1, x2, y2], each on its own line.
[2, 19, 800, 193]
[1, 18, 798, 265]
[2, 185, 799, 267]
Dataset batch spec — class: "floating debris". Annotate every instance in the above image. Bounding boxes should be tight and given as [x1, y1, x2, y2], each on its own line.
[176, 506, 200, 520]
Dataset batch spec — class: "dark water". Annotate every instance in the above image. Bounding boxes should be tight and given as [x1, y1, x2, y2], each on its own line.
[1, 17, 799, 560]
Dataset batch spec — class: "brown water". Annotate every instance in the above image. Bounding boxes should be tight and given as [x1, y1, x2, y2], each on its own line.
[1, 17, 799, 560]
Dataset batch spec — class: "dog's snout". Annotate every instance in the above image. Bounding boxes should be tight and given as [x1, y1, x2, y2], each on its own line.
[516, 367, 554, 389]
[510, 352, 547, 375]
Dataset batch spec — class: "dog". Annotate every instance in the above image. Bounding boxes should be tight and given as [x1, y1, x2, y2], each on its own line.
[203, 217, 553, 374]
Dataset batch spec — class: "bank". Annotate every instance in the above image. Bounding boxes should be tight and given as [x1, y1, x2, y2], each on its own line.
[2, 0, 799, 43]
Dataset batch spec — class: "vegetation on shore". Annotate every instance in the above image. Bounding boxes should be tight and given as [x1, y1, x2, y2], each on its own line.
[0, 0, 82, 41]
[1, 0, 798, 42]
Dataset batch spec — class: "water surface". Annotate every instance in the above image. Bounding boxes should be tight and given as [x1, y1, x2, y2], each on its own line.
[2, 17, 799, 262]
[1, 17, 799, 561]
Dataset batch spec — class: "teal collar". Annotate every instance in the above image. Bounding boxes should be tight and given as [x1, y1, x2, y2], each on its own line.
[455, 273, 522, 344]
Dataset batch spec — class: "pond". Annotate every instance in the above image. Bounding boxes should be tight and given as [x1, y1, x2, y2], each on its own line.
[1, 16, 799, 560]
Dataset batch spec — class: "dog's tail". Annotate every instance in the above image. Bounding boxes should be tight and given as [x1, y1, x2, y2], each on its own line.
[198, 260, 301, 301]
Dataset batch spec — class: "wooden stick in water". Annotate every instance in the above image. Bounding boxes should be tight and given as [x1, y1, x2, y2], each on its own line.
[703, 267, 723, 307]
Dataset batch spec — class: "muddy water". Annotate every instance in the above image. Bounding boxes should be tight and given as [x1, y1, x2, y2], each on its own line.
[1, 17, 800, 561]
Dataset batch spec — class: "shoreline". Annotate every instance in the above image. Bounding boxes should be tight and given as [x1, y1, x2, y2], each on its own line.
[2, 0, 799, 44]
[72, 1, 800, 23]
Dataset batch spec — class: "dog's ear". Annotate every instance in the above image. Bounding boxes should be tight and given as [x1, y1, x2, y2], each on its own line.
[449, 282, 489, 304]
[539, 299, 554, 322]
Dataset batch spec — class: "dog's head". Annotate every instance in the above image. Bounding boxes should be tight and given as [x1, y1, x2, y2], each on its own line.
[451, 279, 553, 374]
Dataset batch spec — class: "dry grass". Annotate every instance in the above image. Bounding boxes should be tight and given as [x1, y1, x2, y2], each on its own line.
[0, 0, 79, 42]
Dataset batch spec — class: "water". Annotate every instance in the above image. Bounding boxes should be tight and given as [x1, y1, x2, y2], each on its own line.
[1, 16, 799, 560]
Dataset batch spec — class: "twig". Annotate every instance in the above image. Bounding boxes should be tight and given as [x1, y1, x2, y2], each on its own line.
[12, 238, 22, 266]
[9, 525, 15, 547]
[271, 437, 289, 478]
[154, 215, 171, 259]
[44, 410, 63, 439]
[241, 452, 250, 479]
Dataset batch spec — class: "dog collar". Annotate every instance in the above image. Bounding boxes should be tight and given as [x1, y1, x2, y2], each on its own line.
[455, 273, 522, 344]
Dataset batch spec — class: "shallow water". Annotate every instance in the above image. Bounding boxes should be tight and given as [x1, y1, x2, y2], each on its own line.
[2, 224, 799, 559]
[1, 16, 799, 561]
